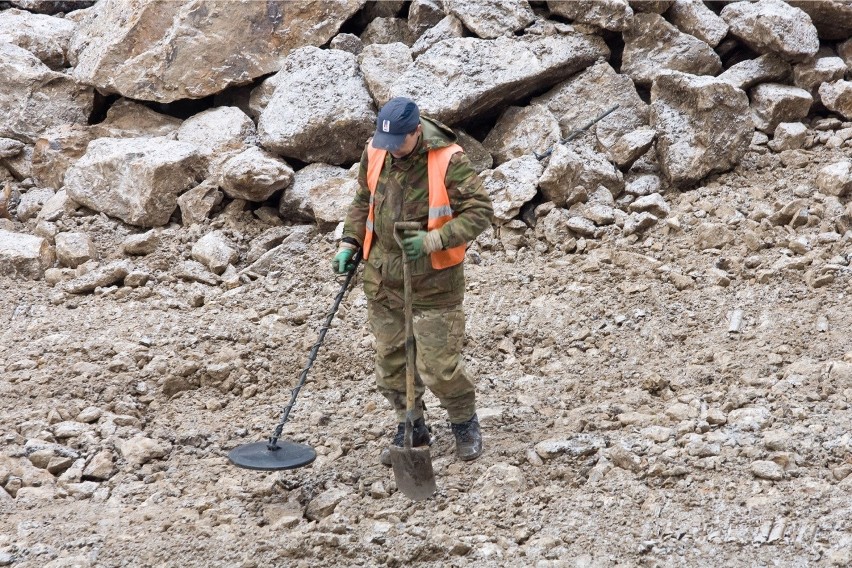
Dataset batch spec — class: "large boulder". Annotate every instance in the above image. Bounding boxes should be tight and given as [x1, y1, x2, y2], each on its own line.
[716, 53, 791, 91]
[483, 105, 561, 166]
[65, 137, 207, 227]
[69, 0, 365, 103]
[445, 0, 536, 39]
[389, 33, 609, 124]
[665, 0, 728, 48]
[622, 13, 721, 87]
[0, 229, 54, 279]
[0, 8, 76, 69]
[258, 47, 375, 165]
[750, 83, 813, 132]
[819, 80, 852, 120]
[410, 14, 465, 58]
[539, 143, 624, 207]
[793, 57, 847, 98]
[787, 1, 852, 41]
[176, 107, 256, 154]
[547, 0, 634, 32]
[358, 42, 413, 107]
[219, 147, 293, 202]
[532, 60, 649, 151]
[279, 163, 357, 229]
[721, 0, 819, 62]
[651, 72, 752, 187]
[0, 42, 93, 144]
[31, 100, 182, 190]
[479, 155, 543, 222]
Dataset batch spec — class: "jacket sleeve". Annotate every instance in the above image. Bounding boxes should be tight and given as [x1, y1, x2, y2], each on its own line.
[341, 146, 371, 246]
[436, 151, 494, 249]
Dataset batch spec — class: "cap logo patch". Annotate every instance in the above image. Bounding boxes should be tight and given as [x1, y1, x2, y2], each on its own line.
[382, 119, 391, 132]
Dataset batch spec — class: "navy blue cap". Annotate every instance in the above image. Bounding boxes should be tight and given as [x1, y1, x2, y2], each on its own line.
[373, 97, 420, 151]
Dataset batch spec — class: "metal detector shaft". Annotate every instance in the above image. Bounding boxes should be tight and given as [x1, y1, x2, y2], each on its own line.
[534, 104, 620, 161]
[266, 249, 362, 449]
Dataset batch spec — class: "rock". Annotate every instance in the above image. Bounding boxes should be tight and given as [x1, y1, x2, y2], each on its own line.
[305, 488, 349, 521]
[122, 231, 159, 256]
[82, 449, 115, 480]
[788, 0, 852, 41]
[280, 163, 358, 228]
[258, 47, 375, 165]
[177, 182, 223, 226]
[65, 137, 206, 227]
[483, 105, 560, 166]
[456, 131, 493, 173]
[625, 174, 662, 196]
[629, 193, 670, 218]
[175, 260, 220, 286]
[330, 33, 363, 55]
[116, 436, 172, 467]
[717, 53, 792, 91]
[472, 463, 526, 498]
[651, 72, 752, 187]
[408, 0, 444, 38]
[607, 128, 655, 169]
[533, 60, 649, 150]
[192, 231, 237, 275]
[666, 0, 728, 47]
[533, 434, 606, 459]
[621, 13, 721, 88]
[76, 407, 102, 423]
[0, 42, 93, 144]
[358, 42, 413, 107]
[608, 445, 642, 472]
[360, 17, 413, 47]
[69, 0, 363, 103]
[536, 208, 574, 248]
[750, 84, 813, 133]
[16, 187, 54, 221]
[0, 229, 54, 279]
[721, 0, 819, 62]
[750, 460, 784, 481]
[35, 190, 70, 224]
[818, 80, 852, 120]
[219, 146, 293, 202]
[623, 212, 658, 236]
[445, 0, 535, 39]
[540, 143, 623, 207]
[52, 420, 88, 439]
[816, 161, 852, 197]
[0, 8, 76, 69]
[62, 260, 132, 294]
[794, 57, 847, 98]
[55, 232, 96, 268]
[479, 155, 543, 222]
[567, 216, 598, 237]
[391, 33, 608, 124]
[768, 122, 808, 152]
[177, 107, 256, 154]
[0, 138, 24, 159]
[548, 0, 633, 32]
[694, 223, 734, 250]
[410, 15, 465, 59]
[728, 406, 772, 430]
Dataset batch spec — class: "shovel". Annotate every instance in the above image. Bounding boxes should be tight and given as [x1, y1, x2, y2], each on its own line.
[389, 221, 437, 501]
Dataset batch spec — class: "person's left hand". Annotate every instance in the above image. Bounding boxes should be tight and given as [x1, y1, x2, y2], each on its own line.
[401, 230, 427, 260]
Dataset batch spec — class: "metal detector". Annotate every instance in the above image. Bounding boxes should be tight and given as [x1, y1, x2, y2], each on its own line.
[228, 250, 362, 470]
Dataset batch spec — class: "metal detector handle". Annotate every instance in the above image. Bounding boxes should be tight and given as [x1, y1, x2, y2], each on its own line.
[266, 247, 362, 449]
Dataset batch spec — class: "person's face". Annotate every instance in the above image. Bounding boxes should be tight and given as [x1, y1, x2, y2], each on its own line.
[389, 125, 422, 159]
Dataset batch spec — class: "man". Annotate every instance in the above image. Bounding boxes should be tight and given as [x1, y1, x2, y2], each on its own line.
[332, 97, 493, 465]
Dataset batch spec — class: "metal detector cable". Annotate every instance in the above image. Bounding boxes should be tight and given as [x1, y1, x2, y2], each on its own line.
[267, 249, 363, 449]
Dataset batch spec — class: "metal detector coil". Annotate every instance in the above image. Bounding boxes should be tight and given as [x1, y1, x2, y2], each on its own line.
[228, 250, 362, 471]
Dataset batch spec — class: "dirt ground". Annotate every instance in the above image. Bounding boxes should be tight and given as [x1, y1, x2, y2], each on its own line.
[2, 137, 852, 567]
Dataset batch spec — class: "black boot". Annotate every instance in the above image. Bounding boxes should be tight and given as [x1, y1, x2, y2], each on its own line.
[451, 414, 482, 461]
[380, 417, 431, 466]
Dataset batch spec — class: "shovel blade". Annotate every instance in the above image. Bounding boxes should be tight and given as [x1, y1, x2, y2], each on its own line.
[389, 445, 437, 501]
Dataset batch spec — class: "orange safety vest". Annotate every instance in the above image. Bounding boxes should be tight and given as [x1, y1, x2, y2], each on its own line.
[362, 141, 466, 270]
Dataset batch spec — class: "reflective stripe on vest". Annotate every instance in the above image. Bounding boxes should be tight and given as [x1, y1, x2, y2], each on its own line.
[363, 141, 466, 270]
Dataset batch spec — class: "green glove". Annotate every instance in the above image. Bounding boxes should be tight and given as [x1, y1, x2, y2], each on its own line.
[401, 230, 427, 260]
[332, 247, 356, 274]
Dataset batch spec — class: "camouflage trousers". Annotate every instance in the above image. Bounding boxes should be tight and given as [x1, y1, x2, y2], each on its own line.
[368, 299, 476, 424]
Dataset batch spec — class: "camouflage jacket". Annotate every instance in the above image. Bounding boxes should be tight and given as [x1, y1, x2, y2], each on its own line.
[342, 117, 493, 309]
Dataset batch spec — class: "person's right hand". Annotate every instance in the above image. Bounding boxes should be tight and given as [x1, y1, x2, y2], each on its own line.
[332, 246, 357, 274]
